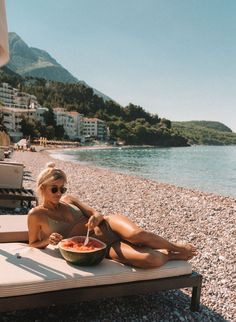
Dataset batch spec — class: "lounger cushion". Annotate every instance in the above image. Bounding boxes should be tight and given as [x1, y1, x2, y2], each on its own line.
[0, 162, 24, 189]
[0, 242, 192, 298]
[0, 215, 28, 242]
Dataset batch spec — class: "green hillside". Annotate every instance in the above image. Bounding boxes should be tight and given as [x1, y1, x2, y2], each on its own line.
[174, 121, 232, 132]
[0, 70, 188, 147]
[1, 67, 235, 146]
[173, 121, 236, 145]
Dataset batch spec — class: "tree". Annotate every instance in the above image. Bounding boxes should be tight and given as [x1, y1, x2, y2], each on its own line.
[55, 124, 65, 139]
[0, 111, 7, 132]
[44, 108, 56, 127]
[20, 117, 40, 138]
[159, 118, 171, 129]
[45, 125, 55, 139]
[134, 125, 149, 144]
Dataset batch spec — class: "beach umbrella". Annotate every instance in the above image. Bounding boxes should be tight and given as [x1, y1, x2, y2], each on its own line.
[0, 0, 9, 67]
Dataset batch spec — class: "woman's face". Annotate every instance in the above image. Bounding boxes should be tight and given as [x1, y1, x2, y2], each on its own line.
[42, 178, 67, 203]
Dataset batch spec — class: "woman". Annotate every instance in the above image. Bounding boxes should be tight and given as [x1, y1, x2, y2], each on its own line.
[28, 163, 197, 268]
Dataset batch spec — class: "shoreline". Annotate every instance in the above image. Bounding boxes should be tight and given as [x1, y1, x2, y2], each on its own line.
[47, 145, 236, 199]
[1, 150, 236, 321]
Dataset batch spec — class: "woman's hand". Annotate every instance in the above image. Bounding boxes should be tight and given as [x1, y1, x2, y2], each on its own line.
[87, 213, 104, 230]
[49, 232, 63, 245]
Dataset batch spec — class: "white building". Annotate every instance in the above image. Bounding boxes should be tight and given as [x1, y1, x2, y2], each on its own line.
[36, 107, 48, 125]
[82, 117, 107, 140]
[0, 82, 39, 109]
[53, 108, 83, 140]
[0, 83, 108, 142]
[0, 82, 14, 106]
[0, 106, 37, 142]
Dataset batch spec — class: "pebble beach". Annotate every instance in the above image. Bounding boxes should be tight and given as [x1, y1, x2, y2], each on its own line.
[1, 148, 235, 322]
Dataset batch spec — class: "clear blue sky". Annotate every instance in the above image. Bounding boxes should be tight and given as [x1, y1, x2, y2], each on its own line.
[6, 0, 236, 132]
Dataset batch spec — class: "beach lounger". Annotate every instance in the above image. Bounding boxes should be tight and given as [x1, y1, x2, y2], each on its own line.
[0, 162, 37, 209]
[0, 216, 202, 313]
[0, 215, 28, 242]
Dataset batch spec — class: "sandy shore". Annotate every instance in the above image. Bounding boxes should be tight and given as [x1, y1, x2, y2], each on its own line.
[1, 149, 235, 321]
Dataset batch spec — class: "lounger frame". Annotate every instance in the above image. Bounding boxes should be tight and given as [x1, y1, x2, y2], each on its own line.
[0, 161, 37, 209]
[0, 271, 202, 313]
[0, 188, 37, 208]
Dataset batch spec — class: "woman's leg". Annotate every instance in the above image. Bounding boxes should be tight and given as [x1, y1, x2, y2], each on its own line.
[108, 241, 192, 269]
[105, 214, 197, 259]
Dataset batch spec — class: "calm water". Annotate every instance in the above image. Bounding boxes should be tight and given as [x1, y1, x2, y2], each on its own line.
[51, 146, 236, 198]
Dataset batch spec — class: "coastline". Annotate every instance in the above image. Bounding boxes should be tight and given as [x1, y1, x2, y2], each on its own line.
[48, 145, 236, 199]
[2, 149, 235, 321]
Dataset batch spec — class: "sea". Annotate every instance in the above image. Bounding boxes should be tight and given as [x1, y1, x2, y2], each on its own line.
[50, 145, 236, 198]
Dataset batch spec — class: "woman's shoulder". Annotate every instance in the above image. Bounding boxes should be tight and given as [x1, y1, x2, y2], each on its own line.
[60, 194, 79, 205]
[62, 201, 81, 214]
[28, 205, 48, 220]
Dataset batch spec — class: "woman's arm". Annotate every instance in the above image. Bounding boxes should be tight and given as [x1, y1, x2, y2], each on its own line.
[28, 211, 64, 248]
[27, 211, 49, 248]
[61, 195, 104, 229]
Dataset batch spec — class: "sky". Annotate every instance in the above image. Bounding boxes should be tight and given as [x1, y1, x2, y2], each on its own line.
[5, 0, 236, 132]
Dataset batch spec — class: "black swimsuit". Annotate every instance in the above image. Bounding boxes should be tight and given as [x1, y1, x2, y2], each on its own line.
[48, 204, 121, 254]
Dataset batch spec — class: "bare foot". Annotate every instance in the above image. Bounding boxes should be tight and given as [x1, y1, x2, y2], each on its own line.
[158, 249, 170, 255]
[169, 251, 193, 261]
[174, 243, 198, 259]
[158, 249, 193, 261]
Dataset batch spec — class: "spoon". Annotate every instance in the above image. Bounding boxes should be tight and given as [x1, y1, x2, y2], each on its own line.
[84, 226, 90, 246]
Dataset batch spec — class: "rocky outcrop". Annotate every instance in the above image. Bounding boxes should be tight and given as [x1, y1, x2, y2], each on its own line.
[7, 32, 78, 83]
[6, 32, 110, 101]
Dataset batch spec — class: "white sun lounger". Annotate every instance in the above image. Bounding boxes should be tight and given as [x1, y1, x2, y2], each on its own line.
[0, 215, 28, 242]
[0, 215, 202, 313]
[0, 162, 37, 209]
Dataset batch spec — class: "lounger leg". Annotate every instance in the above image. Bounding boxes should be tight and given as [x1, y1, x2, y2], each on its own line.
[190, 278, 202, 312]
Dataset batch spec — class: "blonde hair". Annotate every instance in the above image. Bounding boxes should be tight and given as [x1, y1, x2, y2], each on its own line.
[36, 162, 67, 203]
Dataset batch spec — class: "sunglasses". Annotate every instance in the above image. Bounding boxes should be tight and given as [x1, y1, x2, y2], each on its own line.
[51, 186, 67, 194]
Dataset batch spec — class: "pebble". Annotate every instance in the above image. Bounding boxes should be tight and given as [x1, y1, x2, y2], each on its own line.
[0, 149, 235, 322]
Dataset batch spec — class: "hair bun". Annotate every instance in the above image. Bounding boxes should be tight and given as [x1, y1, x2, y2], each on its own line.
[46, 162, 56, 168]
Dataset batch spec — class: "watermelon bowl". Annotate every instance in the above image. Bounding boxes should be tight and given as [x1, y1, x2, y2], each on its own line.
[58, 236, 107, 266]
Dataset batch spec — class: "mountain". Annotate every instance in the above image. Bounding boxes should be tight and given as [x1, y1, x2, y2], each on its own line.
[1, 65, 235, 146]
[172, 121, 236, 145]
[173, 121, 233, 133]
[7, 32, 78, 82]
[6, 32, 111, 101]
[0, 65, 22, 78]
